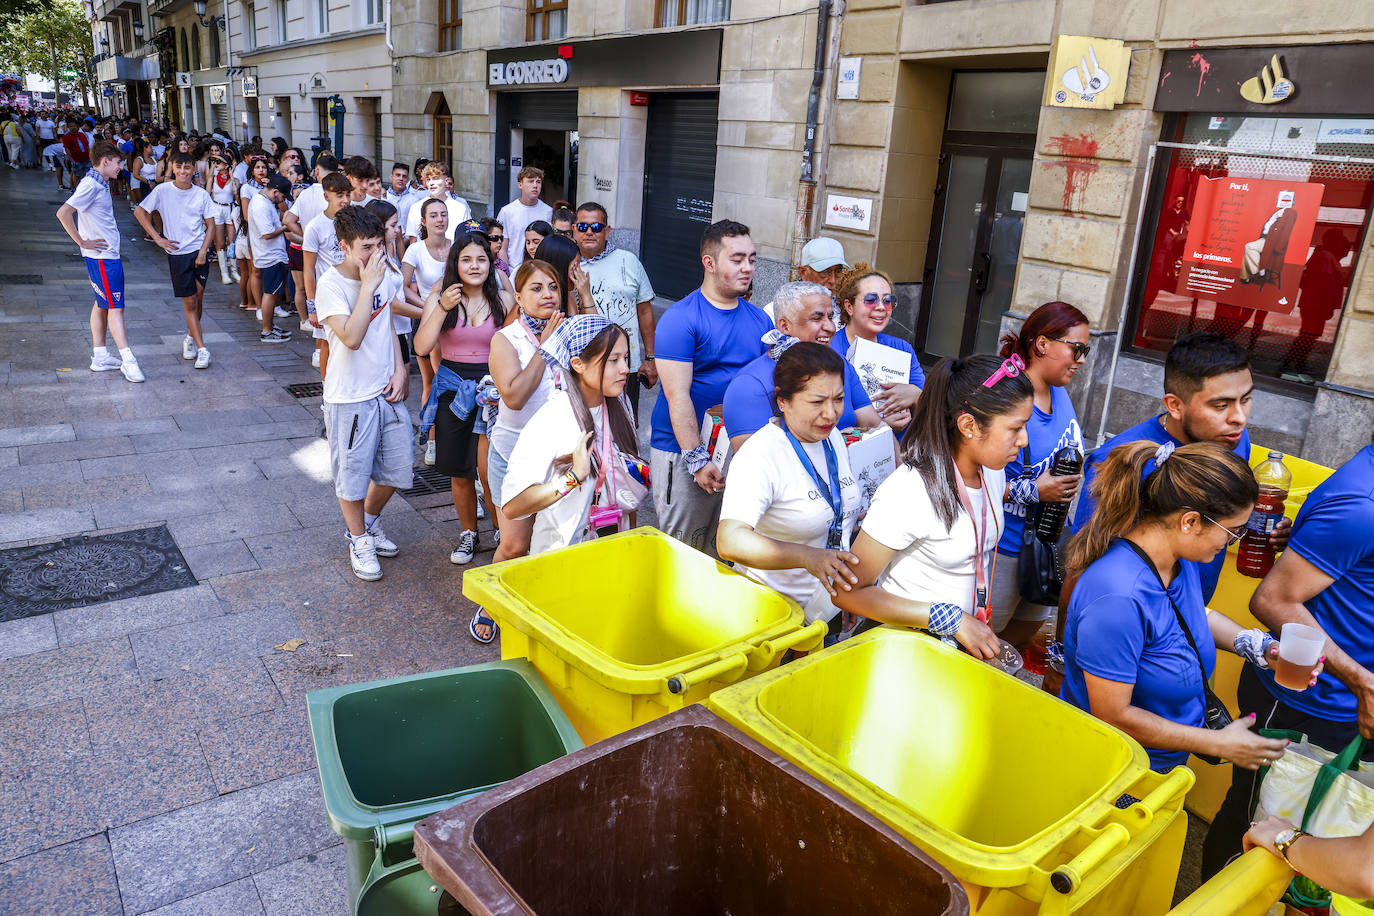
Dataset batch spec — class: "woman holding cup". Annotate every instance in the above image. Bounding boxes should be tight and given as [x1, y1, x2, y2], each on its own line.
[1061, 440, 1322, 772]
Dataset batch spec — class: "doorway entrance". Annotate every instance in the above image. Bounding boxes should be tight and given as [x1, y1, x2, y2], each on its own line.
[494, 91, 577, 212]
[917, 71, 1042, 360]
[641, 91, 720, 300]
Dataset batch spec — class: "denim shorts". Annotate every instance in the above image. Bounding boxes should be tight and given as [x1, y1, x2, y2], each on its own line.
[487, 443, 509, 507]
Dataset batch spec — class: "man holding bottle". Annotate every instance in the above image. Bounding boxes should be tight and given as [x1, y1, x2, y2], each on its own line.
[1202, 441, 1374, 878]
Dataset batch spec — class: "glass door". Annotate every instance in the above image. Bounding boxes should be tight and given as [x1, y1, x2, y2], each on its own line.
[917, 148, 1033, 359]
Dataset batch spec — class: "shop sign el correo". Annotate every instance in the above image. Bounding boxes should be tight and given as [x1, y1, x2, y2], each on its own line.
[489, 58, 570, 86]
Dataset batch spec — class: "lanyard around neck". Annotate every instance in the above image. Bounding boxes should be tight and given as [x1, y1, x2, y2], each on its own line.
[952, 458, 998, 622]
[782, 424, 844, 550]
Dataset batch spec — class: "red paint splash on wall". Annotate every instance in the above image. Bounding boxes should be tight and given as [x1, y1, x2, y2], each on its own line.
[1190, 52, 1211, 97]
[1046, 133, 1100, 215]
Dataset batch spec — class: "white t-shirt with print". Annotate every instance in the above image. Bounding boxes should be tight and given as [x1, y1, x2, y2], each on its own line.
[289, 181, 328, 232]
[583, 248, 655, 371]
[721, 422, 861, 614]
[137, 182, 213, 256]
[497, 198, 553, 270]
[860, 463, 1007, 617]
[246, 193, 287, 268]
[64, 173, 120, 259]
[502, 390, 603, 555]
[314, 265, 404, 404]
[403, 194, 472, 241]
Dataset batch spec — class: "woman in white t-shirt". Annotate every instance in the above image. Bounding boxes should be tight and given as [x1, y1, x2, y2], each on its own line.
[364, 199, 424, 363]
[833, 353, 1033, 659]
[237, 156, 269, 313]
[401, 197, 452, 464]
[718, 342, 863, 629]
[502, 314, 640, 555]
[488, 260, 566, 563]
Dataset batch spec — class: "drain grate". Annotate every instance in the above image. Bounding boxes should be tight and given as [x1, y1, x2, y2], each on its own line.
[285, 382, 324, 399]
[0, 274, 43, 285]
[399, 464, 451, 497]
[0, 524, 197, 622]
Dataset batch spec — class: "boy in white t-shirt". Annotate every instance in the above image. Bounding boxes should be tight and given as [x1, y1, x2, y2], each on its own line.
[245, 174, 293, 343]
[497, 166, 552, 271]
[402, 161, 471, 243]
[303, 171, 355, 379]
[315, 207, 412, 581]
[55, 140, 144, 383]
[134, 151, 216, 369]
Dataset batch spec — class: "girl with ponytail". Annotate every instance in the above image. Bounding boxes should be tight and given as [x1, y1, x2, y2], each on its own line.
[1061, 440, 1314, 772]
[833, 353, 1032, 658]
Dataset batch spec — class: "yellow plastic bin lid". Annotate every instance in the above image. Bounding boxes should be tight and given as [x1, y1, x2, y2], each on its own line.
[709, 627, 1194, 907]
[463, 527, 825, 697]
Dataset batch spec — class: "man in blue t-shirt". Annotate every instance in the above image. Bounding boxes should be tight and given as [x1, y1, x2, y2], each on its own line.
[650, 219, 773, 556]
[722, 279, 880, 450]
[1202, 442, 1374, 878]
[1073, 333, 1287, 601]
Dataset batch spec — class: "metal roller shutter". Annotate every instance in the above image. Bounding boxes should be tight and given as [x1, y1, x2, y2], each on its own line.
[641, 92, 720, 300]
[507, 90, 578, 130]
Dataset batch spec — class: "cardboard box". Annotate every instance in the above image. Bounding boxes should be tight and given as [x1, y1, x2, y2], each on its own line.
[843, 425, 897, 513]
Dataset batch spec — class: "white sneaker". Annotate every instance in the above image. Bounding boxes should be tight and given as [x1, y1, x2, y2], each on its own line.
[423, 439, 436, 466]
[348, 533, 383, 581]
[476, 500, 486, 520]
[182, 335, 196, 360]
[120, 359, 145, 383]
[274, 306, 293, 319]
[366, 520, 399, 557]
[90, 352, 122, 372]
[299, 320, 312, 332]
[255, 308, 262, 321]
[449, 529, 478, 565]
[194, 348, 211, 369]
[311, 349, 321, 369]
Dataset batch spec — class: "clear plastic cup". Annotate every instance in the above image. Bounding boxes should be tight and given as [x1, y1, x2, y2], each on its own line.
[1275, 622, 1324, 691]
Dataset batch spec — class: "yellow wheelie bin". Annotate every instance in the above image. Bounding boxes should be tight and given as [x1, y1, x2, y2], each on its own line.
[709, 627, 1193, 916]
[1165, 848, 1292, 916]
[463, 526, 827, 742]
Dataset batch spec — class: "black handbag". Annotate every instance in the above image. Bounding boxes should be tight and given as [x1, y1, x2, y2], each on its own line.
[1120, 539, 1233, 764]
[1016, 450, 1065, 606]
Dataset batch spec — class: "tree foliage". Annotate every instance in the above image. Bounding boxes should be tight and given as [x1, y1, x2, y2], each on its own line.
[0, 0, 96, 100]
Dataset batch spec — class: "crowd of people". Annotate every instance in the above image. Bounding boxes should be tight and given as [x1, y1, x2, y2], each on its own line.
[39, 110, 1374, 894]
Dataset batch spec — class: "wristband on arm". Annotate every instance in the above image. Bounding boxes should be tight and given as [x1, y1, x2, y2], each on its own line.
[683, 445, 711, 475]
[1234, 629, 1278, 669]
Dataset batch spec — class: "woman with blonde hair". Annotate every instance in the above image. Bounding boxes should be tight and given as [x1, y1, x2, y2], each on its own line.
[1061, 440, 1317, 772]
[831, 263, 925, 430]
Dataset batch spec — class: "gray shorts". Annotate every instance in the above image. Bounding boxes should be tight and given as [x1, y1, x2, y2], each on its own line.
[650, 447, 722, 558]
[989, 548, 1054, 632]
[324, 395, 414, 501]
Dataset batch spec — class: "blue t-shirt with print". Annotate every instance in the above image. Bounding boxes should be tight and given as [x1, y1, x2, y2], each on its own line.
[830, 326, 927, 388]
[1073, 415, 1251, 602]
[1061, 539, 1215, 771]
[1000, 385, 1082, 554]
[649, 290, 773, 453]
[1255, 443, 1374, 722]
[722, 352, 872, 440]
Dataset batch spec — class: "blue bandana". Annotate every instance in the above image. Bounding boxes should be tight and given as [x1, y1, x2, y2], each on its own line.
[539, 314, 612, 371]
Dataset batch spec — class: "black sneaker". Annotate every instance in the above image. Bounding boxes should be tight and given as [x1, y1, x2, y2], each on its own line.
[260, 326, 291, 344]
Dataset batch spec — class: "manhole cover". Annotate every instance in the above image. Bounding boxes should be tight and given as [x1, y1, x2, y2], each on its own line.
[286, 382, 324, 399]
[400, 465, 450, 497]
[0, 275, 43, 284]
[0, 525, 197, 621]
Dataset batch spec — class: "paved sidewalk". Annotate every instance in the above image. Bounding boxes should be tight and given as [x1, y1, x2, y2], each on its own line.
[0, 166, 505, 914]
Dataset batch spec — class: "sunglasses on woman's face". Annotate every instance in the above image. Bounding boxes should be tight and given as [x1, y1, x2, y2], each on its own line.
[1050, 337, 1092, 361]
[862, 292, 898, 306]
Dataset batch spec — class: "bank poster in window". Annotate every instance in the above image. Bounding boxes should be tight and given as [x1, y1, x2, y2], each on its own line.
[1176, 176, 1325, 314]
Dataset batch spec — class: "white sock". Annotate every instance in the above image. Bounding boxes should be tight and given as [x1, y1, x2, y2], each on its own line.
[93, 346, 108, 359]
[119, 347, 134, 362]
[364, 512, 379, 530]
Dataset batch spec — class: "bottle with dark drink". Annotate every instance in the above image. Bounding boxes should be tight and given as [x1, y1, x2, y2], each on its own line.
[1034, 442, 1084, 542]
[1236, 451, 1292, 579]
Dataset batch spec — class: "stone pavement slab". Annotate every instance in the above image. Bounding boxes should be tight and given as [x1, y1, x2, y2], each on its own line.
[0, 834, 123, 916]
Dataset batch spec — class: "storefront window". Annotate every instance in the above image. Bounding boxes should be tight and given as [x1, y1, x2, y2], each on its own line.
[1131, 115, 1374, 385]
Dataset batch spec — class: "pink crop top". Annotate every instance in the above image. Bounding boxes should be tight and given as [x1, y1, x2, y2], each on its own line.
[439, 313, 497, 362]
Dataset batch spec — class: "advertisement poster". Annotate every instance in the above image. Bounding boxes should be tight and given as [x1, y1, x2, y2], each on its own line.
[1176, 176, 1325, 313]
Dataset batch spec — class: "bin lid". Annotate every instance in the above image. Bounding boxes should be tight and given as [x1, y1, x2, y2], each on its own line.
[463, 527, 817, 695]
[708, 627, 1194, 905]
[306, 658, 583, 843]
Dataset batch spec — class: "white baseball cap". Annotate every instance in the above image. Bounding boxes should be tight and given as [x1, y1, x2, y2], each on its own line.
[800, 237, 850, 272]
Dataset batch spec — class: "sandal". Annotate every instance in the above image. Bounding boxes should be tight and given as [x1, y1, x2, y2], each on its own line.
[469, 608, 499, 645]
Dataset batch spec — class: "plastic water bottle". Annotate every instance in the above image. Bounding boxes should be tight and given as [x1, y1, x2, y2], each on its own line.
[1034, 443, 1084, 542]
[1236, 451, 1291, 579]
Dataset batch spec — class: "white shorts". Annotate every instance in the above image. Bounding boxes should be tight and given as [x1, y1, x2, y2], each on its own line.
[211, 202, 235, 225]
